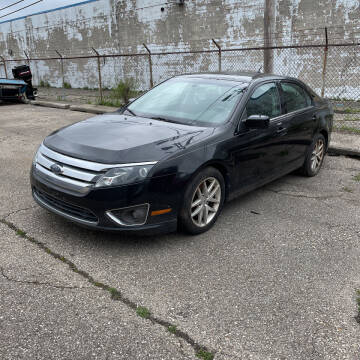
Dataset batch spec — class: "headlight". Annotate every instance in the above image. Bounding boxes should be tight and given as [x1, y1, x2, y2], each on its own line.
[95, 164, 154, 188]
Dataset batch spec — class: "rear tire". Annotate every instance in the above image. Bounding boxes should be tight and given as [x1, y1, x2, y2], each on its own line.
[179, 167, 225, 235]
[300, 133, 326, 177]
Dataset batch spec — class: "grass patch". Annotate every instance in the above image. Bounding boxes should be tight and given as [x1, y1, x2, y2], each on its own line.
[108, 287, 122, 300]
[93, 281, 104, 287]
[136, 306, 150, 319]
[108, 287, 118, 295]
[196, 349, 214, 360]
[344, 108, 360, 114]
[342, 186, 353, 193]
[330, 97, 360, 103]
[335, 108, 360, 115]
[344, 116, 360, 122]
[16, 229, 26, 237]
[95, 78, 140, 108]
[335, 125, 360, 135]
[39, 80, 50, 88]
[96, 98, 123, 108]
[353, 173, 360, 182]
[63, 82, 72, 89]
[168, 325, 177, 334]
[341, 116, 360, 122]
[111, 79, 137, 104]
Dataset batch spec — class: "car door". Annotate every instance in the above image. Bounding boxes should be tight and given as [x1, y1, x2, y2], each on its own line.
[278, 81, 317, 164]
[226, 81, 292, 193]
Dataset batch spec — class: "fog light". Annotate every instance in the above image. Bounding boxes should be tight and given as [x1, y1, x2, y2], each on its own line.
[106, 204, 149, 226]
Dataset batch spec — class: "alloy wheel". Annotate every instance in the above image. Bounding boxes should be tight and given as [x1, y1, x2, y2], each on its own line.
[190, 177, 221, 227]
[310, 138, 325, 172]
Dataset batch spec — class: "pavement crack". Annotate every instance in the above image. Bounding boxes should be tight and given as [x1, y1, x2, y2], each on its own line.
[0, 218, 215, 359]
[176, 338, 187, 358]
[0, 266, 83, 290]
[265, 188, 340, 200]
[2, 205, 38, 220]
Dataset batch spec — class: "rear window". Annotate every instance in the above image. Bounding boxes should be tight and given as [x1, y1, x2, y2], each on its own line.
[280, 82, 310, 113]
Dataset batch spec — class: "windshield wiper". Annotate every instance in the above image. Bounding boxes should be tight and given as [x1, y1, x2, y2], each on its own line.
[124, 108, 137, 116]
[149, 116, 179, 124]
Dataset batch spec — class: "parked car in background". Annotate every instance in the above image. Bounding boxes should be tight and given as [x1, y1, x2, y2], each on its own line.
[30, 72, 333, 234]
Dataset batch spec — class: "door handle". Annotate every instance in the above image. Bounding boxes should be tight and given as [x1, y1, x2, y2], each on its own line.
[276, 126, 287, 134]
[312, 115, 317, 121]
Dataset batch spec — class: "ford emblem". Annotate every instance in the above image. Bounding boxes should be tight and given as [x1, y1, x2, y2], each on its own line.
[50, 163, 63, 175]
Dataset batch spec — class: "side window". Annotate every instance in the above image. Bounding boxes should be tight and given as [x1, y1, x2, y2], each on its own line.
[280, 82, 309, 113]
[245, 82, 281, 119]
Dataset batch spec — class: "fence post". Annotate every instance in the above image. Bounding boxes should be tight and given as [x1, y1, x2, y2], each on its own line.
[55, 50, 64, 86]
[55, 50, 65, 100]
[321, 27, 328, 98]
[0, 55, 7, 78]
[92, 47, 103, 102]
[24, 51, 30, 65]
[143, 43, 153, 88]
[212, 39, 222, 72]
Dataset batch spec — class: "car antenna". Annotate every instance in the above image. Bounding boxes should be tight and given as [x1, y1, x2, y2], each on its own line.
[257, 65, 263, 73]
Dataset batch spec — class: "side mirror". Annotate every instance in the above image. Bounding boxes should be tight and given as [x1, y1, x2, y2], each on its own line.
[245, 115, 270, 129]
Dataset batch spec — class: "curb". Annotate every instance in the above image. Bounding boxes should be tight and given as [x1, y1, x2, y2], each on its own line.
[30, 100, 115, 114]
[69, 104, 114, 114]
[328, 146, 360, 158]
[29, 100, 70, 109]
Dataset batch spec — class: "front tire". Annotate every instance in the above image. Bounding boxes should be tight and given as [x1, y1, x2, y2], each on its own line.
[179, 167, 225, 235]
[300, 133, 326, 177]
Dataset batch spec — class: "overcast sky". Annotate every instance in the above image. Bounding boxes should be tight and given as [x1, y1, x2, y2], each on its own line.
[0, 0, 93, 22]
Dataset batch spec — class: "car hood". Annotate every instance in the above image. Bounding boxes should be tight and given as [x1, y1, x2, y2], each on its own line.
[44, 114, 214, 164]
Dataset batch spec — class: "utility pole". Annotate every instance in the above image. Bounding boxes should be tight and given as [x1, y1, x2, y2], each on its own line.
[264, 0, 275, 73]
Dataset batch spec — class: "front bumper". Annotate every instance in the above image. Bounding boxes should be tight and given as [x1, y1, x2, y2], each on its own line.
[30, 167, 179, 235]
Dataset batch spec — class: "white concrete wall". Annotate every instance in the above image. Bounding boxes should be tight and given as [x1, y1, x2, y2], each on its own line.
[0, 0, 359, 97]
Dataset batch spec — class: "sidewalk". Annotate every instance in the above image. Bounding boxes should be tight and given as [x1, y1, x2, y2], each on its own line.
[329, 132, 360, 157]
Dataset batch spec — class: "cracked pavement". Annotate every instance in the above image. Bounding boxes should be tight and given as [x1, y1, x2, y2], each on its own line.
[1, 103, 360, 359]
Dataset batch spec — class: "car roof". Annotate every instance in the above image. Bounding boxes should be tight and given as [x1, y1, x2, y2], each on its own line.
[176, 72, 289, 83]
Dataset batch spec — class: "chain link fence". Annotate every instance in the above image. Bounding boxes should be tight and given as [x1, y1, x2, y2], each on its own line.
[1, 41, 359, 133]
[325, 45, 360, 132]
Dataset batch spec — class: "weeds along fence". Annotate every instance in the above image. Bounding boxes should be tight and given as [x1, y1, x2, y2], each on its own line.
[0, 39, 359, 125]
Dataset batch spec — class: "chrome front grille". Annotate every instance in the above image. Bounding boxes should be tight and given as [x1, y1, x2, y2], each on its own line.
[34, 144, 104, 195]
[33, 144, 158, 195]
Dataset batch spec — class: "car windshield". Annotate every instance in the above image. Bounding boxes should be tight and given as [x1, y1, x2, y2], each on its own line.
[127, 77, 247, 126]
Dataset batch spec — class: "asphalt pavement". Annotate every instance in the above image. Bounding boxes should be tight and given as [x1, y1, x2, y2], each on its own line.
[1, 103, 360, 359]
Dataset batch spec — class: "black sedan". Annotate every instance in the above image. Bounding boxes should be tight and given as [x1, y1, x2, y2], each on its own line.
[30, 72, 333, 234]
